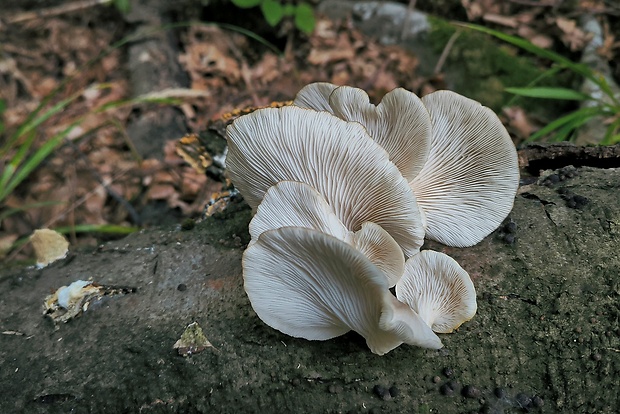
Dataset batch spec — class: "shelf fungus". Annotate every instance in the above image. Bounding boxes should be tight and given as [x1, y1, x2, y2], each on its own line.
[294, 83, 519, 248]
[43, 280, 136, 324]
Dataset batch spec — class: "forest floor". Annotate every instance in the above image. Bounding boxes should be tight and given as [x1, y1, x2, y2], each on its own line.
[1, 1, 620, 413]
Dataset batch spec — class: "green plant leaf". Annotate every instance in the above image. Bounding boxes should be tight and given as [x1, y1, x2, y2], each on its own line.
[1, 92, 82, 157]
[460, 23, 597, 84]
[0, 132, 37, 193]
[0, 202, 63, 222]
[528, 106, 602, 141]
[53, 224, 140, 235]
[283, 4, 295, 16]
[113, 0, 131, 14]
[294, 3, 315, 34]
[0, 122, 78, 203]
[231, 0, 262, 8]
[260, 0, 284, 27]
[601, 118, 620, 145]
[505, 87, 591, 101]
[549, 110, 603, 142]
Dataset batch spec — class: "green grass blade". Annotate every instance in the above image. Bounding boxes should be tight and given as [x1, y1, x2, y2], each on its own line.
[600, 118, 620, 145]
[505, 65, 564, 107]
[95, 95, 182, 113]
[0, 201, 63, 222]
[0, 121, 80, 202]
[1, 92, 82, 156]
[0, 132, 37, 191]
[53, 224, 140, 235]
[550, 110, 605, 142]
[459, 23, 597, 83]
[528, 107, 602, 141]
[592, 74, 620, 107]
[505, 87, 591, 101]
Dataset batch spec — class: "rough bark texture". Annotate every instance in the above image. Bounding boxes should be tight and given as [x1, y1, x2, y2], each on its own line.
[1, 164, 619, 413]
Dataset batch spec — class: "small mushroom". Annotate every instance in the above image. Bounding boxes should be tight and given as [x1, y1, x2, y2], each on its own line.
[244, 226, 442, 354]
[293, 82, 337, 112]
[295, 83, 432, 181]
[226, 106, 425, 257]
[248, 180, 349, 246]
[350, 221, 404, 287]
[249, 181, 404, 285]
[395, 250, 477, 333]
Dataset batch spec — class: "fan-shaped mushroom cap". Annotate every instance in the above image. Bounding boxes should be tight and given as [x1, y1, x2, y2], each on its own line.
[248, 180, 349, 245]
[395, 250, 477, 333]
[293, 82, 337, 112]
[226, 106, 425, 257]
[410, 91, 520, 247]
[244, 227, 442, 354]
[294, 83, 432, 182]
[249, 181, 404, 285]
[351, 221, 404, 287]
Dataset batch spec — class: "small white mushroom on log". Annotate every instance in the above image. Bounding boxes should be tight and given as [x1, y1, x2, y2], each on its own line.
[395, 250, 477, 333]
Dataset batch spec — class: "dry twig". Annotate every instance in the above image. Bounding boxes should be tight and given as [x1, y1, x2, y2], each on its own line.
[5, 0, 112, 24]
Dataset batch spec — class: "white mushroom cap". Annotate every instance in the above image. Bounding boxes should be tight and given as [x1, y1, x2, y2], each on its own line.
[395, 250, 477, 333]
[243, 227, 443, 354]
[249, 181, 404, 285]
[351, 221, 404, 287]
[248, 180, 349, 246]
[226, 106, 425, 257]
[410, 90, 520, 247]
[294, 83, 432, 182]
[293, 82, 338, 112]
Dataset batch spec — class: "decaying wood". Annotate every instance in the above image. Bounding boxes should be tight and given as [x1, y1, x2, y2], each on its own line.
[518, 142, 620, 173]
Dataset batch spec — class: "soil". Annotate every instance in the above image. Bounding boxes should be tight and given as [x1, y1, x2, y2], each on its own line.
[1, 164, 619, 413]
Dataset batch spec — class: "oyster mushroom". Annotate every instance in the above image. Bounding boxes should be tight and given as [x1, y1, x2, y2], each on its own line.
[293, 82, 337, 112]
[244, 226, 443, 355]
[226, 105, 425, 257]
[249, 180, 404, 286]
[411, 91, 519, 247]
[295, 83, 432, 181]
[293, 83, 519, 248]
[395, 250, 477, 333]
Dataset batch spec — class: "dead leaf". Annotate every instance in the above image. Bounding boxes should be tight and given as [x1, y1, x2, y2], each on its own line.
[556, 17, 593, 51]
[173, 322, 215, 356]
[30, 228, 69, 268]
[483, 13, 519, 28]
[0, 233, 19, 259]
[503, 106, 535, 141]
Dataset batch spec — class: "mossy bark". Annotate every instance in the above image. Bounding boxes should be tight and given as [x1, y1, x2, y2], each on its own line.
[0, 165, 619, 413]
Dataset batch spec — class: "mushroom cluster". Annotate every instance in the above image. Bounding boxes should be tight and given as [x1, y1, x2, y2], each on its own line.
[225, 83, 519, 355]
